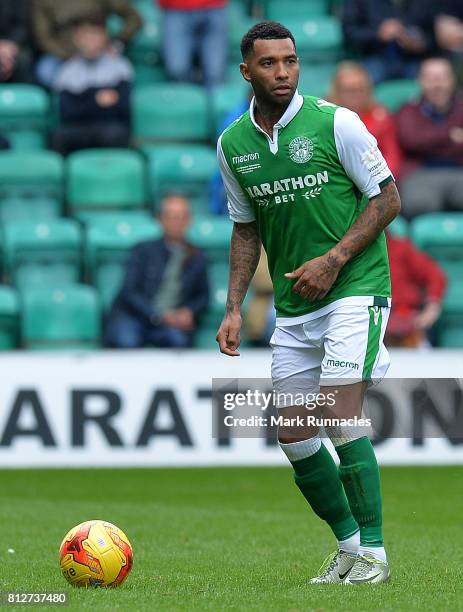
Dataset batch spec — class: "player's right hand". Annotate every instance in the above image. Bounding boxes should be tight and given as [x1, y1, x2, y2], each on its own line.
[216, 312, 242, 356]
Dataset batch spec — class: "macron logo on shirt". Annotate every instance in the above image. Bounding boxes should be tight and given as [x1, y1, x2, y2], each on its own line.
[232, 152, 260, 165]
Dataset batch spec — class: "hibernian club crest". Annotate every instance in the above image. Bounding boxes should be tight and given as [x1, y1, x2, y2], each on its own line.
[289, 136, 314, 164]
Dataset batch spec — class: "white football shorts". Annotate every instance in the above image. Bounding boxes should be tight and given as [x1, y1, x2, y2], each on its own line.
[270, 303, 390, 407]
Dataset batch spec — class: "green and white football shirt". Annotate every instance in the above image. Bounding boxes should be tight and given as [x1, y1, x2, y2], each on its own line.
[217, 92, 393, 326]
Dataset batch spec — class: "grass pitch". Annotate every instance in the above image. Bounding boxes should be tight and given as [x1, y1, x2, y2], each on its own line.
[0, 466, 461, 611]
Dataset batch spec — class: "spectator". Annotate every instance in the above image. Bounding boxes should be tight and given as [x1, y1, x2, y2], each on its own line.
[33, 0, 141, 88]
[342, 0, 437, 83]
[329, 61, 402, 178]
[244, 249, 275, 347]
[435, 0, 463, 83]
[397, 57, 463, 217]
[0, 0, 32, 83]
[385, 232, 446, 347]
[51, 15, 132, 155]
[159, 0, 228, 86]
[105, 195, 209, 349]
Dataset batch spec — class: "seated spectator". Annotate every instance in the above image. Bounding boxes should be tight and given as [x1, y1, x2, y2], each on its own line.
[51, 16, 132, 155]
[342, 0, 436, 84]
[397, 57, 463, 217]
[105, 195, 209, 349]
[0, 0, 32, 83]
[329, 61, 402, 178]
[33, 0, 141, 88]
[244, 249, 275, 347]
[435, 0, 463, 84]
[159, 0, 228, 87]
[385, 231, 446, 347]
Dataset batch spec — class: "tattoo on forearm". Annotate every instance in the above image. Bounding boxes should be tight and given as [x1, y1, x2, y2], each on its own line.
[332, 181, 401, 266]
[227, 221, 261, 314]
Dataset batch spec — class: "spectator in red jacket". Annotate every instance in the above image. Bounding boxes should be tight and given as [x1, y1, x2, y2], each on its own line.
[386, 232, 447, 347]
[158, 0, 228, 87]
[329, 61, 402, 178]
[397, 57, 463, 217]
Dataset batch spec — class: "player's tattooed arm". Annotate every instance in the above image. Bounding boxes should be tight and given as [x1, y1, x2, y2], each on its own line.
[330, 180, 401, 266]
[286, 181, 401, 301]
[217, 221, 261, 356]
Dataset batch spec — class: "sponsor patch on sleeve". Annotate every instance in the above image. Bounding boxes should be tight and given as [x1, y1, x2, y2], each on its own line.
[361, 146, 389, 179]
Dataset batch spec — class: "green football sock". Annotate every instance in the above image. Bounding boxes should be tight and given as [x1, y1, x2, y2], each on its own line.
[336, 437, 384, 547]
[292, 444, 359, 542]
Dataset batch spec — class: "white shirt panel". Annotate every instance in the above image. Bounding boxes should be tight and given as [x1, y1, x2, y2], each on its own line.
[334, 106, 393, 200]
[217, 133, 256, 223]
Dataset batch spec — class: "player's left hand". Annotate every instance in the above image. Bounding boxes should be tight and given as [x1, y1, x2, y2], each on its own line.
[285, 254, 342, 300]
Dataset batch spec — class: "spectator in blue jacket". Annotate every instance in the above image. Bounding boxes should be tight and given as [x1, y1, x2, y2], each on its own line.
[342, 0, 438, 83]
[105, 194, 210, 349]
[51, 14, 132, 155]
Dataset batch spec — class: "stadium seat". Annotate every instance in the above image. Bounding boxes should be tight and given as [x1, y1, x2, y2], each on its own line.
[230, 17, 262, 62]
[133, 84, 209, 142]
[0, 197, 61, 225]
[187, 215, 232, 263]
[410, 213, 463, 260]
[438, 279, 463, 347]
[21, 285, 101, 350]
[0, 84, 49, 149]
[195, 268, 228, 348]
[3, 219, 82, 288]
[143, 145, 218, 213]
[298, 63, 337, 98]
[282, 17, 343, 63]
[85, 215, 162, 310]
[374, 79, 420, 112]
[387, 215, 408, 238]
[125, 1, 162, 68]
[266, 0, 329, 20]
[211, 82, 249, 136]
[0, 285, 19, 350]
[67, 149, 146, 216]
[0, 150, 63, 201]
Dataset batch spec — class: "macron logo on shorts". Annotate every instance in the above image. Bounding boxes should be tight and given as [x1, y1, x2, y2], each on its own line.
[326, 359, 359, 370]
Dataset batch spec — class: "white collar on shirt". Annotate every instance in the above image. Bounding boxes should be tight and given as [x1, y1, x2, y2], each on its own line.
[249, 90, 304, 153]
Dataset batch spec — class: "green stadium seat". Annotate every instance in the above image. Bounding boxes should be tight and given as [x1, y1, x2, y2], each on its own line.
[187, 215, 232, 263]
[0, 151, 63, 201]
[282, 17, 343, 63]
[133, 84, 209, 142]
[387, 215, 408, 238]
[230, 18, 262, 62]
[0, 286, 19, 350]
[267, 0, 329, 20]
[0, 84, 49, 150]
[195, 270, 228, 348]
[126, 2, 162, 68]
[298, 63, 337, 98]
[438, 279, 463, 347]
[133, 63, 168, 86]
[85, 215, 162, 310]
[374, 79, 420, 112]
[142, 145, 218, 212]
[3, 219, 82, 288]
[67, 149, 146, 215]
[0, 197, 61, 225]
[21, 285, 101, 350]
[410, 213, 463, 260]
[211, 82, 249, 136]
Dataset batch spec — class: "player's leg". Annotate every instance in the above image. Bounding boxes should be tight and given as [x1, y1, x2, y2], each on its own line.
[271, 326, 359, 583]
[318, 304, 391, 583]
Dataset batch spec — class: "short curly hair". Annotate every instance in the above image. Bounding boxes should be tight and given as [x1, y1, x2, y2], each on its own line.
[240, 21, 296, 60]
